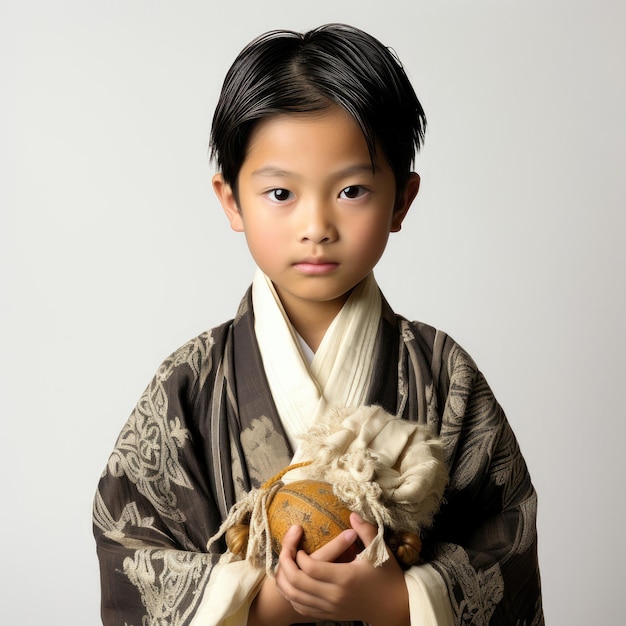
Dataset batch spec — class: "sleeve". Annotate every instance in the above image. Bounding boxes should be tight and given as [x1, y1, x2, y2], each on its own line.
[404, 564, 455, 626]
[93, 334, 260, 626]
[427, 346, 544, 624]
[189, 559, 264, 626]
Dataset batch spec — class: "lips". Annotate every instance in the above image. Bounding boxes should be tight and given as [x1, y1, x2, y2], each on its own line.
[293, 257, 339, 275]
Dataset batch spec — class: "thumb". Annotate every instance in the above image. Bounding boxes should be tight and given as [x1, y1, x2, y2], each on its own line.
[350, 512, 378, 547]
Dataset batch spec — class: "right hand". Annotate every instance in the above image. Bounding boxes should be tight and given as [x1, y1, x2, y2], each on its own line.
[248, 525, 360, 625]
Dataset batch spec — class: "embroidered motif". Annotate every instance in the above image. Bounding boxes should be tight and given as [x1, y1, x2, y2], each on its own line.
[435, 543, 504, 624]
[106, 333, 214, 523]
[123, 549, 212, 626]
[240, 415, 291, 487]
[93, 491, 170, 549]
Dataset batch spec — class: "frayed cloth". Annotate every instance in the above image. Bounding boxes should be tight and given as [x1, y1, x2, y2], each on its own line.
[207, 405, 448, 573]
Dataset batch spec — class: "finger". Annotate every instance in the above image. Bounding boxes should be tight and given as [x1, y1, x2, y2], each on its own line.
[275, 526, 304, 595]
[309, 528, 358, 562]
[349, 512, 378, 547]
[279, 524, 302, 559]
[277, 550, 336, 615]
[295, 547, 352, 585]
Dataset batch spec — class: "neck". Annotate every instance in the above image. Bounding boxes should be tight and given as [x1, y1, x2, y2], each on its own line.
[281, 299, 345, 353]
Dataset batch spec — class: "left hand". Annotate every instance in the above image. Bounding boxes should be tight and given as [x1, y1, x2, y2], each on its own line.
[274, 512, 410, 626]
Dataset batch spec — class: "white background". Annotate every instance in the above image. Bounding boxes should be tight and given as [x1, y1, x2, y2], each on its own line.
[2, 1, 624, 623]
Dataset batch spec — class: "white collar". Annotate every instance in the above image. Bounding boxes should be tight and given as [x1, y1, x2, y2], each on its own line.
[252, 269, 381, 450]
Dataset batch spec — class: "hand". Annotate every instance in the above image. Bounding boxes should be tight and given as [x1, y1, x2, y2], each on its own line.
[248, 525, 358, 626]
[274, 513, 410, 626]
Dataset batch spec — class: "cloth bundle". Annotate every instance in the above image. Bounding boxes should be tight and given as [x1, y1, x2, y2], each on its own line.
[208, 404, 448, 573]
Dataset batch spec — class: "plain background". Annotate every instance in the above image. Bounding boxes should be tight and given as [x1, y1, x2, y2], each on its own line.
[2, 1, 624, 623]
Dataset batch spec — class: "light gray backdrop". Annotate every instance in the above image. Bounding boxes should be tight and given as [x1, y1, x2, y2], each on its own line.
[2, 1, 624, 623]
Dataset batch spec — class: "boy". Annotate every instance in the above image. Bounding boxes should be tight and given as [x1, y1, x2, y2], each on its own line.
[94, 24, 543, 625]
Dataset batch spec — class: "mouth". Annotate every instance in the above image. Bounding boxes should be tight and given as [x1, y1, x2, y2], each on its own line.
[293, 257, 339, 275]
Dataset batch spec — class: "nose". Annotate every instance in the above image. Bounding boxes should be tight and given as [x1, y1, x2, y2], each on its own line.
[299, 201, 338, 244]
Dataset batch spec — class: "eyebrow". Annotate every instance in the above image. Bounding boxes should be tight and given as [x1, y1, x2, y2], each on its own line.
[250, 163, 379, 179]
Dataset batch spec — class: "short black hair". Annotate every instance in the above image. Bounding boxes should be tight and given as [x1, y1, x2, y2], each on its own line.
[209, 23, 426, 199]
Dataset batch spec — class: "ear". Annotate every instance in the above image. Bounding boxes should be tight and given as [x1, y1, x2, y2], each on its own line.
[212, 173, 244, 232]
[391, 172, 420, 232]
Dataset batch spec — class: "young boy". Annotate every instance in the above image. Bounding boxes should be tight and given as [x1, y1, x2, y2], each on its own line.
[94, 24, 543, 625]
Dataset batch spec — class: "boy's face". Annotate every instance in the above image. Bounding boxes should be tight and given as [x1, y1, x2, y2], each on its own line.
[214, 106, 419, 324]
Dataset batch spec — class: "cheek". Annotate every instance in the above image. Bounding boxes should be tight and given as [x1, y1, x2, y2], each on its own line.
[348, 218, 392, 262]
[244, 222, 286, 265]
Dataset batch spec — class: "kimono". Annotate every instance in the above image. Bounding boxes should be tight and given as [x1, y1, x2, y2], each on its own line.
[93, 281, 544, 625]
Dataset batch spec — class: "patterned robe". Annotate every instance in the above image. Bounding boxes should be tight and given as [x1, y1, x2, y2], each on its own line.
[93, 288, 544, 625]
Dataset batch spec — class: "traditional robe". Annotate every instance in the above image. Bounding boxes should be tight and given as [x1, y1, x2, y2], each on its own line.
[93, 283, 543, 625]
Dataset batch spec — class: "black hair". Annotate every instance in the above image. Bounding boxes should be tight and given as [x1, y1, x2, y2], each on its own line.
[209, 23, 426, 199]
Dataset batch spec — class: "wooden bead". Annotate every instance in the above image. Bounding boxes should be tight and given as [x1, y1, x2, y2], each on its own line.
[225, 523, 250, 557]
[387, 530, 422, 569]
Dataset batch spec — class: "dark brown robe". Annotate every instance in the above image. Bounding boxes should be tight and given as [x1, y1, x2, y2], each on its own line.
[93, 288, 543, 625]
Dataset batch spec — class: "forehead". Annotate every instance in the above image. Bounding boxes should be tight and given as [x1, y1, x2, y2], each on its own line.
[242, 107, 377, 174]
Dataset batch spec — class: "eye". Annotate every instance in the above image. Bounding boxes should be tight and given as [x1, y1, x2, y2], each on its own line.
[266, 188, 293, 202]
[339, 185, 368, 200]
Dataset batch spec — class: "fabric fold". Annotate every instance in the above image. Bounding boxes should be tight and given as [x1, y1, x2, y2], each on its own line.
[252, 269, 381, 448]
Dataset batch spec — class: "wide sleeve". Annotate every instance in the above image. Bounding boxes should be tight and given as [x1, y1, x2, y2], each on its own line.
[92, 331, 254, 625]
[404, 563, 455, 625]
[427, 344, 544, 624]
